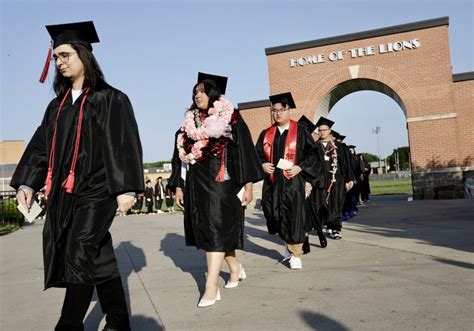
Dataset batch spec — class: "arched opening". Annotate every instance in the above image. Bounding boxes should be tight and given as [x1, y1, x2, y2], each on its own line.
[316, 78, 412, 196]
[315, 78, 406, 119]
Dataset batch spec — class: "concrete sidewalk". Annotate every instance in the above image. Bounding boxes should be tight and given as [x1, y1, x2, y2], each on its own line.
[1, 195, 473, 330]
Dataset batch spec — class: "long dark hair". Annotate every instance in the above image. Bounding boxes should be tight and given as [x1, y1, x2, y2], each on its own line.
[189, 79, 221, 112]
[53, 43, 105, 97]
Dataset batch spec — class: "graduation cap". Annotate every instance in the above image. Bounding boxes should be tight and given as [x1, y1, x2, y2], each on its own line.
[46, 21, 99, 50]
[269, 92, 296, 109]
[331, 130, 341, 140]
[339, 134, 346, 141]
[40, 21, 100, 83]
[298, 115, 316, 133]
[197, 72, 228, 95]
[348, 145, 356, 149]
[315, 116, 335, 129]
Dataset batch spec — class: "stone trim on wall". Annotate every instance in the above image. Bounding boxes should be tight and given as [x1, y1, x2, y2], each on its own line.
[265, 16, 449, 55]
[407, 113, 457, 123]
[412, 166, 474, 174]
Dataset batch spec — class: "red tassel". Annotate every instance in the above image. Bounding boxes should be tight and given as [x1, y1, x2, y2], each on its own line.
[44, 168, 53, 197]
[62, 171, 75, 193]
[215, 150, 226, 182]
[39, 42, 53, 83]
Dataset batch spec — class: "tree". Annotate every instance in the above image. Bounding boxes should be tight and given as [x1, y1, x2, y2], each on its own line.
[386, 147, 410, 171]
[358, 153, 379, 163]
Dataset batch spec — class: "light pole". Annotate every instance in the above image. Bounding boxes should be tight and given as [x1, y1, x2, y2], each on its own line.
[372, 126, 382, 174]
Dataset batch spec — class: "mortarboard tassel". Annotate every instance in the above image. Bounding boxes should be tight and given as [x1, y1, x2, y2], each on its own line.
[39, 41, 53, 83]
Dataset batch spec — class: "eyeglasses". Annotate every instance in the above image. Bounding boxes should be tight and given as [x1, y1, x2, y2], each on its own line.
[52, 52, 77, 63]
[271, 108, 289, 114]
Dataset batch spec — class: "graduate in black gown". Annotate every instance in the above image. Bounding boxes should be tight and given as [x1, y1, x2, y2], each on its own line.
[313, 117, 355, 240]
[11, 21, 144, 331]
[255, 93, 320, 270]
[169, 73, 264, 307]
[298, 116, 327, 254]
[359, 156, 372, 202]
[342, 145, 362, 220]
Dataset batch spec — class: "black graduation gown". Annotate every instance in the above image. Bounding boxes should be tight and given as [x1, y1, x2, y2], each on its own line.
[311, 141, 353, 231]
[10, 82, 144, 289]
[343, 148, 361, 213]
[169, 114, 264, 252]
[360, 160, 371, 200]
[255, 124, 320, 244]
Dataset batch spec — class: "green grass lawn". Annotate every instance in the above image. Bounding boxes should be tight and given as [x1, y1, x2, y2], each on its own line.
[0, 223, 20, 236]
[369, 178, 413, 196]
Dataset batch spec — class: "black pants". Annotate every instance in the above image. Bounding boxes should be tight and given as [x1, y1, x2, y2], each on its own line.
[155, 198, 163, 210]
[55, 276, 130, 331]
[147, 203, 153, 214]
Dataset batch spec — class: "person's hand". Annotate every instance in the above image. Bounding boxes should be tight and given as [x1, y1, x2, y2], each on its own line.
[17, 187, 34, 212]
[241, 183, 253, 207]
[345, 181, 354, 191]
[117, 194, 135, 214]
[262, 162, 275, 175]
[175, 187, 184, 210]
[305, 182, 312, 198]
[286, 165, 302, 177]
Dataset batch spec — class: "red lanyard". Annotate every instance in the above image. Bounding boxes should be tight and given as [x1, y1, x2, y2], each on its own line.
[263, 120, 298, 182]
[44, 88, 89, 197]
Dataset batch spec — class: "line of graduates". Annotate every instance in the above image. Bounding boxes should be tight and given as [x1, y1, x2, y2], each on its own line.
[11, 19, 373, 328]
[256, 92, 368, 270]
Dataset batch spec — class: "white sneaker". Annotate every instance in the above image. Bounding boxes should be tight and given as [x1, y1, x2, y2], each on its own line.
[332, 231, 342, 239]
[289, 256, 302, 270]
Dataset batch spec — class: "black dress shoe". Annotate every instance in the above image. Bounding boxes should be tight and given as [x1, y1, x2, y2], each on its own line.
[317, 229, 327, 248]
[302, 236, 310, 254]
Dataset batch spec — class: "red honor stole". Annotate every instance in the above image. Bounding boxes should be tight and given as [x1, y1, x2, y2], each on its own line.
[263, 120, 298, 182]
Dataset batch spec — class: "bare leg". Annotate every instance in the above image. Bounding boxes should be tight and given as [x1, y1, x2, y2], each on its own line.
[202, 251, 225, 300]
[224, 250, 241, 283]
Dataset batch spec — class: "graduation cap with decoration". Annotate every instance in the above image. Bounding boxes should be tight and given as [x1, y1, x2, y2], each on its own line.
[197, 72, 228, 95]
[269, 92, 297, 109]
[298, 115, 316, 133]
[40, 21, 100, 83]
[315, 116, 335, 129]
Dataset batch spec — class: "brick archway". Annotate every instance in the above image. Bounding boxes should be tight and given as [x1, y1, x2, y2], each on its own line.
[240, 17, 473, 198]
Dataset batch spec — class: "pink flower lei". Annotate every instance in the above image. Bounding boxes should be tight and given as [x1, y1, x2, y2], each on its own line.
[177, 97, 234, 164]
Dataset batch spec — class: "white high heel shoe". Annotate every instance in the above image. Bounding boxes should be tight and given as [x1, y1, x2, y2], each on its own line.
[197, 288, 221, 308]
[224, 264, 247, 289]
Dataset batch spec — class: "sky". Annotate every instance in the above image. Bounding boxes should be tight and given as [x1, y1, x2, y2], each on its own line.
[1, 0, 472, 162]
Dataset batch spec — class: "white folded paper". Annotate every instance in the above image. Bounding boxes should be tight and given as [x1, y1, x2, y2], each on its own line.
[17, 200, 43, 223]
[237, 187, 245, 204]
[276, 158, 293, 170]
